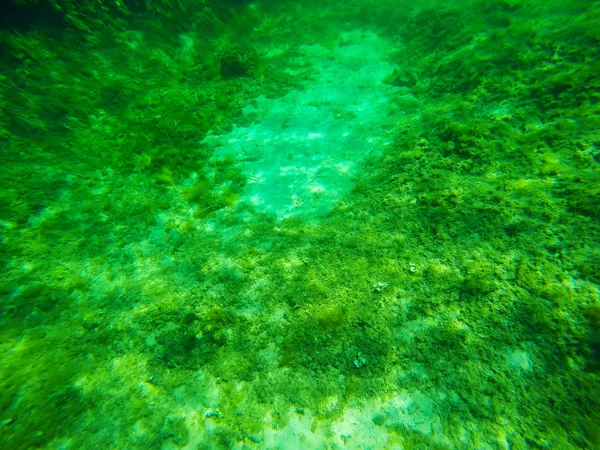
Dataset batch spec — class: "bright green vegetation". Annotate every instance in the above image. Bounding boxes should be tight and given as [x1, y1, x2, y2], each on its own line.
[1, 0, 599, 449]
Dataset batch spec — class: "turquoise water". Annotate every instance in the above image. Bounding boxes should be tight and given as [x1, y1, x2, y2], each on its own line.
[1, 0, 599, 448]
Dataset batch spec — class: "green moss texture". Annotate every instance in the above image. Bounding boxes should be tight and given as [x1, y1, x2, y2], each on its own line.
[1, 0, 599, 448]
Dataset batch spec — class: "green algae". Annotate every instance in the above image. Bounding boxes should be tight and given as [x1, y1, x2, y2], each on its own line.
[1, 0, 599, 449]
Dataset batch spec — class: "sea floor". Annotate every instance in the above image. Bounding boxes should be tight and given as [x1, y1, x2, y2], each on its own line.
[0, 0, 599, 449]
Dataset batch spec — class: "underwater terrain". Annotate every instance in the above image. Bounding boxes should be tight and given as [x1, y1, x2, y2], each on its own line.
[0, 0, 599, 448]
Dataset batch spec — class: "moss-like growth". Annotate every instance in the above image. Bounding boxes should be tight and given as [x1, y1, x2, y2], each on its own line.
[1, 0, 599, 448]
[182, 180, 212, 204]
